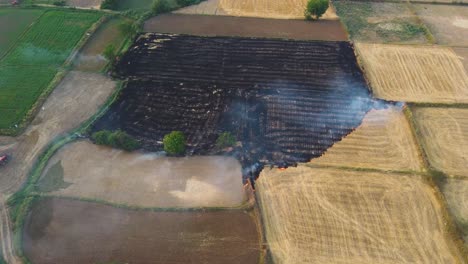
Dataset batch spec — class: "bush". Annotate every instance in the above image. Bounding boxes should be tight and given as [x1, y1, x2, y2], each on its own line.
[91, 130, 140, 151]
[152, 0, 173, 14]
[103, 44, 116, 63]
[163, 131, 186, 155]
[101, 0, 118, 10]
[176, 0, 200, 7]
[53, 0, 66, 6]
[216, 132, 236, 149]
[304, 0, 329, 20]
[118, 21, 137, 38]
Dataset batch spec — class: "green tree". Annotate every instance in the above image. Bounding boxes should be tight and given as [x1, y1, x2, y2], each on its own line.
[176, 0, 200, 7]
[103, 44, 117, 63]
[91, 130, 140, 151]
[152, 0, 172, 14]
[215, 132, 236, 149]
[304, 0, 329, 20]
[163, 131, 186, 155]
[100, 0, 118, 10]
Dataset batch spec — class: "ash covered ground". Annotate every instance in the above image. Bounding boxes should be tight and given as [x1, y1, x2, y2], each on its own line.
[93, 33, 392, 180]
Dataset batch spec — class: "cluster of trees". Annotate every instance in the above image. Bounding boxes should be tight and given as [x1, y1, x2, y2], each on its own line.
[162, 131, 236, 155]
[91, 130, 140, 151]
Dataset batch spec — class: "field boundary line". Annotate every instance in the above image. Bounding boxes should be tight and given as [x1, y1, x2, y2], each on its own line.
[333, 0, 468, 6]
[0, 10, 107, 136]
[304, 162, 426, 176]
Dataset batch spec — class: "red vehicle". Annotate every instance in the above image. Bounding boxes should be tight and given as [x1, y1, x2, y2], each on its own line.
[0, 155, 8, 166]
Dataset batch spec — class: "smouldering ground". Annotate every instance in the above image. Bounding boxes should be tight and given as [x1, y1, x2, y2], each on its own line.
[24, 198, 260, 264]
[443, 178, 468, 242]
[311, 107, 422, 172]
[38, 140, 246, 208]
[412, 107, 468, 177]
[175, 0, 338, 19]
[256, 166, 463, 264]
[414, 4, 468, 46]
[356, 43, 468, 103]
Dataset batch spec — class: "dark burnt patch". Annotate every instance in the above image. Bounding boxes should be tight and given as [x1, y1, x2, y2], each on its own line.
[93, 33, 390, 180]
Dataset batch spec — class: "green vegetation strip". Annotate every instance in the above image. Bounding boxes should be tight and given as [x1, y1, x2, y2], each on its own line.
[0, 9, 103, 135]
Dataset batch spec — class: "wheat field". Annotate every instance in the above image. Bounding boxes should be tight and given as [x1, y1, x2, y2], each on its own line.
[356, 44, 468, 103]
[311, 107, 422, 171]
[413, 107, 468, 177]
[256, 166, 462, 264]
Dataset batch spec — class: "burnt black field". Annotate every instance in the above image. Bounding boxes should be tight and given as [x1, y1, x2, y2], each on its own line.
[93, 33, 388, 179]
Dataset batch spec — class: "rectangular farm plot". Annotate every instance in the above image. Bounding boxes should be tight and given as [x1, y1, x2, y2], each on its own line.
[256, 166, 463, 264]
[412, 107, 468, 177]
[311, 106, 423, 171]
[356, 43, 468, 103]
[0, 10, 101, 130]
[334, 1, 429, 44]
[37, 140, 246, 208]
[0, 9, 44, 57]
[23, 198, 260, 264]
[414, 4, 468, 46]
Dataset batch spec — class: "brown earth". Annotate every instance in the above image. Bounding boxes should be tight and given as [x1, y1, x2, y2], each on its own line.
[256, 165, 463, 264]
[311, 106, 422, 172]
[39, 140, 246, 208]
[74, 18, 127, 72]
[23, 198, 260, 264]
[144, 14, 348, 41]
[66, 0, 101, 8]
[0, 71, 115, 194]
[412, 107, 468, 177]
[174, 0, 338, 20]
[414, 4, 468, 46]
[443, 178, 468, 242]
[356, 43, 468, 103]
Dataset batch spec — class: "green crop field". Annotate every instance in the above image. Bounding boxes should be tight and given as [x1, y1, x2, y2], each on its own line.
[0, 10, 101, 132]
[0, 9, 44, 58]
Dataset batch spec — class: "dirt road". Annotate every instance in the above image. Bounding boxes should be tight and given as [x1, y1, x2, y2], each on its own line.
[0, 195, 19, 264]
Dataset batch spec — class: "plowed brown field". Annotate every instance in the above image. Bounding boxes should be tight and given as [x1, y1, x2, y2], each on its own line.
[311, 107, 422, 171]
[256, 166, 463, 264]
[412, 107, 468, 177]
[356, 43, 468, 103]
[175, 0, 337, 19]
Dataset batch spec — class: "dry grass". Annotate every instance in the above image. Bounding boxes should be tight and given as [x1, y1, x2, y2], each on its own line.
[311, 107, 422, 171]
[412, 107, 468, 177]
[443, 178, 468, 242]
[175, 0, 338, 19]
[356, 43, 468, 103]
[256, 165, 463, 264]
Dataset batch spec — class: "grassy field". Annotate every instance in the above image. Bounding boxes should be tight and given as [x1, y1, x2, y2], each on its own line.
[0, 10, 101, 132]
[334, 1, 430, 43]
[0, 9, 44, 58]
[114, 0, 153, 10]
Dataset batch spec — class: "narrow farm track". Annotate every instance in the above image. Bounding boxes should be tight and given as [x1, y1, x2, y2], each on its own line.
[0, 195, 19, 264]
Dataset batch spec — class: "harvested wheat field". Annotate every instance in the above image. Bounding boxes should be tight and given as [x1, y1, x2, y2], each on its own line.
[443, 178, 468, 242]
[311, 106, 422, 171]
[356, 43, 468, 103]
[256, 166, 463, 264]
[175, 0, 337, 19]
[454, 47, 468, 75]
[37, 140, 245, 208]
[414, 4, 468, 46]
[23, 198, 260, 264]
[412, 107, 468, 177]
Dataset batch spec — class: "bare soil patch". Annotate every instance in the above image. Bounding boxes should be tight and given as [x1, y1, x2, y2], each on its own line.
[39, 140, 246, 208]
[256, 165, 463, 264]
[443, 178, 468, 242]
[66, 0, 101, 8]
[412, 107, 468, 177]
[0, 71, 115, 194]
[356, 43, 468, 103]
[174, 0, 338, 20]
[144, 14, 347, 41]
[74, 18, 127, 71]
[414, 4, 468, 46]
[23, 198, 260, 264]
[311, 106, 422, 171]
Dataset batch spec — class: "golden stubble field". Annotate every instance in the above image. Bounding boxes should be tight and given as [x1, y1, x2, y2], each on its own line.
[256, 166, 463, 264]
[356, 43, 468, 103]
[412, 107, 468, 177]
[311, 107, 422, 171]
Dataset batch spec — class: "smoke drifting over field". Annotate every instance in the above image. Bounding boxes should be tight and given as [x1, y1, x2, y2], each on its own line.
[93, 33, 395, 180]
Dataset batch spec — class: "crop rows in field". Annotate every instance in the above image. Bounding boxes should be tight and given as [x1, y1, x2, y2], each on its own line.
[256, 166, 462, 264]
[93, 33, 388, 176]
[356, 43, 468, 103]
[0, 10, 101, 131]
